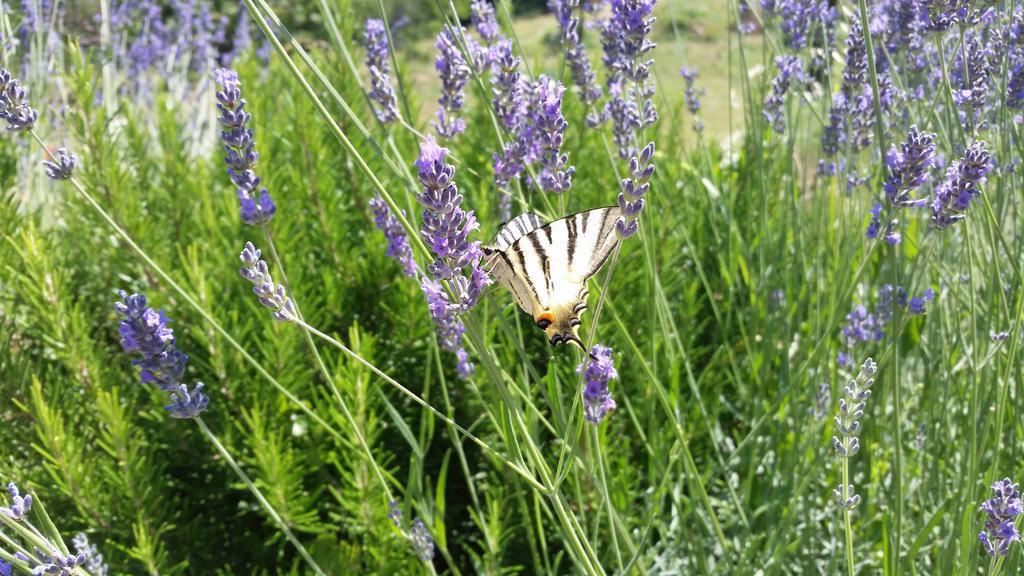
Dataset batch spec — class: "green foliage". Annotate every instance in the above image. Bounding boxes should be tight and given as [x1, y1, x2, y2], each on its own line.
[1, 1, 1023, 575]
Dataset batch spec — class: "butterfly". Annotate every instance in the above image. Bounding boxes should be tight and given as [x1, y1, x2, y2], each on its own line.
[483, 206, 621, 350]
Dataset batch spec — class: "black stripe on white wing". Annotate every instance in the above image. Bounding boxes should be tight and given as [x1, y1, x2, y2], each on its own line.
[492, 213, 545, 251]
[485, 206, 621, 320]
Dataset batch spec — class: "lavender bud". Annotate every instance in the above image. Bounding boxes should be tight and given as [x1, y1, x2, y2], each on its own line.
[42, 148, 77, 180]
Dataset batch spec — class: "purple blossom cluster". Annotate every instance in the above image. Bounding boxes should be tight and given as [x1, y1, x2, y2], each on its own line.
[535, 76, 575, 194]
[434, 25, 472, 139]
[369, 195, 417, 277]
[680, 67, 704, 133]
[471, 0, 500, 45]
[761, 0, 834, 51]
[979, 478, 1022, 557]
[884, 126, 936, 209]
[838, 285, 934, 366]
[615, 142, 655, 239]
[596, 0, 659, 158]
[822, 23, 872, 162]
[0, 482, 31, 520]
[932, 140, 993, 229]
[14, 546, 89, 576]
[415, 136, 491, 378]
[762, 56, 804, 134]
[115, 291, 209, 418]
[0, 68, 38, 132]
[42, 147, 77, 180]
[578, 345, 618, 424]
[238, 241, 297, 322]
[216, 68, 277, 226]
[363, 19, 400, 124]
[489, 41, 529, 220]
[551, 0, 603, 106]
[73, 533, 109, 576]
[951, 34, 994, 125]
[831, 358, 876, 510]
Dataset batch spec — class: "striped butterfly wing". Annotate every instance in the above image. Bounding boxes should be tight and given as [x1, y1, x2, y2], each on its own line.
[487, 207, 621, 319]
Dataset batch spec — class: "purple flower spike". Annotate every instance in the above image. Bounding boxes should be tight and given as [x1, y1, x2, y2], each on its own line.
[471, 0, 500, 44]
[0, 68, 39, 132]
[415, 136, 491, 378]
[932, 140, 992, 229]
[552, 0, 602, 106]
[979, 478, 1023, 557]
[763, 55, 804, 134]
[1, 482, 32, 520]
[578, 345, 618, 424]
[884, 126, 936, 209]
[434, 26, 472, 139]
[908, 288, 935, 316]
[238, 241, 297, 322]
[42, 147, 77, 180]
[165, 382, 210, 419]
[535, 76, 575, 194]
[369, 195, 417, 277]
[114, 291, 209, 418]
[615, 142, 655, 239]
[363, 19, 400, 124]
[597, 0, 659, 157]
[680, 66, 705, 132]
[115, 291, 189, 391]
[216, 68, 276, 226]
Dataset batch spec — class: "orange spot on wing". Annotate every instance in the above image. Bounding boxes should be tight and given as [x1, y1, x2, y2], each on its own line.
[537, 312, 555, 324]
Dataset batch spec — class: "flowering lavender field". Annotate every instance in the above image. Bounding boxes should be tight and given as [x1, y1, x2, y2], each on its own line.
[1, 0, 1024, 574]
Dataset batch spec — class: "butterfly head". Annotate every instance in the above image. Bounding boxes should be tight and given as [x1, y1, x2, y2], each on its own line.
[535, 305, 586, 351]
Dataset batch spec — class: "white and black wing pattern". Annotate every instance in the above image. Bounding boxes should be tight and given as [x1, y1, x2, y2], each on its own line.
[486, 206, 621, 315]
[492, 213, 545, 251]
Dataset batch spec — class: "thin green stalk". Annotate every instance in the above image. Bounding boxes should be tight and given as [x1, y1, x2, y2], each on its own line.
[195, 417, 326, 576]
[295, 318, 547, 494]
[841, 459, 856, 576]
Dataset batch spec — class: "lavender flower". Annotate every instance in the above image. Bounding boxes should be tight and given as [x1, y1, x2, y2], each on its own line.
[920, 0, 968, 32]
[535, 76, 574, 194]
[411, 518, 435, 561]
[415, 136, 490, 377]
[761, 0, 830, 50]
[737, 0, 757, 35]
[1, 482, 32, 520]
[763, 56, 804, 134]
[979, 478, 1023, 557]
[1009, 64, 1024, 109]
[115, 291, 210, 419]
[363, 19, 400, 124]
[471, 0, 500, 44]
[841, 305, 883, 349]
[680, 66, 705, 133]
[578, 345, 618, 424]
[812, 382, 831, 420]
[42, 147, 76, 180]
[615, 142, 655, 239]
[991, 329, 1011, 342]
[0, 68, 38, 132]
[884, 127, 936, 208]
[831, 358, 876, 508]
[369, 196, 417, 277]
[15, 546, 87, 576]
[552, 0, 603, 106]
[387, 500, 402, 527]
[238, 241, 297, 322]
[951, 35, 992, 115]
[0, 559, 9, 576]
[598, 0, 659, 156]
[165, 383, 210, 419]
[489, 41, 530, 220]
[932, 140, 993, 229]
[908, 288, 935, 316]
[215, 68, 277, 226]
[434, 26, 471, 139]
[73, 533, 109, 576]
[822, 23, 870, 158]
[115, 291, 188, 391]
